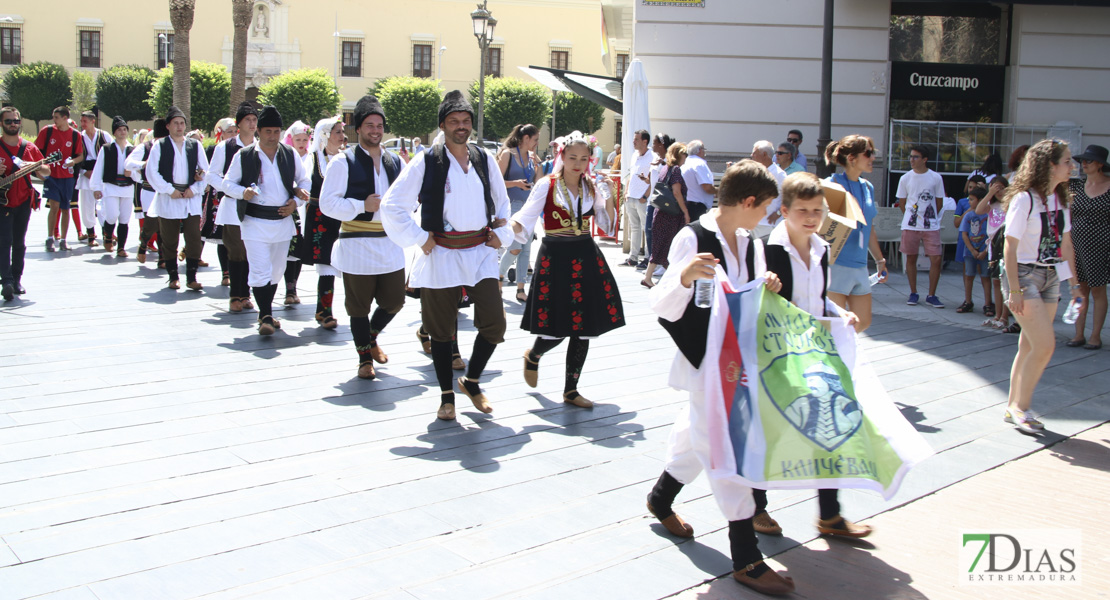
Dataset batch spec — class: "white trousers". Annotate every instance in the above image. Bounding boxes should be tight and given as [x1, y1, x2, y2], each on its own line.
[99, 195, 133, 225]
[78, 188, 99, 230]
[663, 399, 756, 521]
[244, 239, 288, 288]
[625, 197, 648, 260]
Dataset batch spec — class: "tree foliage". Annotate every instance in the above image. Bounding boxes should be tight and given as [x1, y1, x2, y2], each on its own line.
[553, 92, 605, 137]
[148, 61, 232, 131]
[375, 77, 443, 139]
[256, 68, 342, 127]
[69, 70, 97, 114]
[0, 62, 71, 126]
[466, 76, 551, 141]
[96, 65, 156, 121]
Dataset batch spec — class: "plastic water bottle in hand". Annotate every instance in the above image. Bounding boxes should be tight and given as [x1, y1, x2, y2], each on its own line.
[694, 276, 714, 308]
[869, 270, 887, 286]
[1062, 297, 1083, 324]
[595, 173, 611, 201]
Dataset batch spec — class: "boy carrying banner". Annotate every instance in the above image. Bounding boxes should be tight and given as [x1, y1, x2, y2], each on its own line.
[647, 160, 795, 596]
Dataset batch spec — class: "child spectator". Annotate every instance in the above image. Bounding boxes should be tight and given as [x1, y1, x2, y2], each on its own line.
[957, 186, 990, 313]
[954, 174, 987, 264]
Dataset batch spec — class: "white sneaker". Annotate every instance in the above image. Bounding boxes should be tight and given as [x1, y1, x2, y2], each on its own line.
[654, 266, 665, 277]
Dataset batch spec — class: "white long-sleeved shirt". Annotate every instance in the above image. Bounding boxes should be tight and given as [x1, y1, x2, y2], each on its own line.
[145, 137, 210, 219]
[77, 129, 110, 190]
[510, 176, 612, 243]
[125, 143, 155, 213]
[758, 163, 787, 228]
[89, 143, 133, 198]
[380, 147, 512, 289]
[766, 222, 842, 318]
[650, 211, 766, 392]
[319, 146, 406, 275]
[222, 144, 309, 244]
[213, 136, 257, 227]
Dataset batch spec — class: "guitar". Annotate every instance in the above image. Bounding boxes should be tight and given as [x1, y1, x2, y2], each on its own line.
[0, 150, 63, 206]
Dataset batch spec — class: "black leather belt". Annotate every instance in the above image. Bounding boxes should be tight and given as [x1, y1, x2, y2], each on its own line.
[338, 231, 387, 239]
[244, 203, 285, 220]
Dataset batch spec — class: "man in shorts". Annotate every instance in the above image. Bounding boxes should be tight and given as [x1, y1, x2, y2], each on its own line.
[897, 145, 947, 308]
[35, 107, 84, 252]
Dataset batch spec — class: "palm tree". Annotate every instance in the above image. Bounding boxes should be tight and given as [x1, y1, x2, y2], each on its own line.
[169, 0, 196, 120]
[229, 0, 253, 113]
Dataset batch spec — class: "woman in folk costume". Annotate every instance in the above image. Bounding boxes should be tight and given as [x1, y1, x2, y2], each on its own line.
[510, 132, 624, 408]
[280, 120, 312, 305]
[302, 116, 346, 329]
[202, 117, 239, 285]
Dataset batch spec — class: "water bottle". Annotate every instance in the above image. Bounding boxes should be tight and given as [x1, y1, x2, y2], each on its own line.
[694, 277, 714, 308]
[595, 173, 611, 201]
[1062, 297, 1083, 324]
[869, 270, 886, 286]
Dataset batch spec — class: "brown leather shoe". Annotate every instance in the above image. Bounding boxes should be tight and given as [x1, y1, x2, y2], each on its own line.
[284, 292, 300, 305]
[817, 515, 872, 538]
[136, 252, 147, 264]
[186, 281, 204, 291]
[103, 240, 114, 253]
[229, 298, 243, 313]
[242, 297, 254, 310]
[452, 355, 466, 371]
[563, 391, 593, 408]
[168, 280, 181, 290]
[457, 377, 493, 413]
[754, 511, 783, 536]
[416, 329, 432, 354]
[116, 249, 128, 258]
[370, 345, 389, 364]
[258, 318, 276, 336]
[733, 561, 795, 596]
[197, 259, 209, 267]
[357, 360, 376, 380]
[437, 402, 456, 420]
[523, 352, 539, 388]
[646, 500, 694, 538]
[317, 313, 338, 330]
[221, 275, 230, 286]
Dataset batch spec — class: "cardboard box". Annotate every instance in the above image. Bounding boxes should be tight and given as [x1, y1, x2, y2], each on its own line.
[818, 180, 868, 264]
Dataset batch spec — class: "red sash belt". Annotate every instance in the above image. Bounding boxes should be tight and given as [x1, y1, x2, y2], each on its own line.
[433, 228, 489, 249]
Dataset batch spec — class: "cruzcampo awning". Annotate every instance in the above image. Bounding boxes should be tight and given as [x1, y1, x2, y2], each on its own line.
[519, 65, 624, 115]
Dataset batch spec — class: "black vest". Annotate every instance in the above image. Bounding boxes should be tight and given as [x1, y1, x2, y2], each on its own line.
[219, 138, 242, 177]
[659, 222, 756, 369]
[238, 144, 297, 200]
[156, 137, 199, 190]
[309, 150, 327, 200]
[343, 146, 400, 222]
[764, 243, 828, 316]
[79, 130, 109, 172]
[417, 143, 493, 232]
[100, 142, 134, 185]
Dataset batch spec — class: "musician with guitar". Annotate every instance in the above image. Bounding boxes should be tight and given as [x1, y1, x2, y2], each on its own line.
[0, 107, 51, 301]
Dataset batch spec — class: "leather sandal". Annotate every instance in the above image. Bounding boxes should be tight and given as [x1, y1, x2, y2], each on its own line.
[186, 281, 204, 291]
[437, 398, 456, 421]
[136, 252, 147, 264]
[645, 500, 694, 538]
[284, 292, 300, 305]
[523, 352, 539, 388]
[316, 312, 338, 330]
[753, 511, 783, 535]
[168, 280, 181, 290]
[515, 289, 528, 303]
[452, 354, 466, 371]
[733, 561, 795, 596]
[116, 249, 128, 258]
[258, 316, 276, 336]
[242, 297, 254, 310]
[457, 377, 493, 413]
[416, 329, 432, 354]
[357, 360, 376, 380]
[563, 390, 593, 408]
[229, 297, 243, 313]
[370, 345, 389, 364]
[817, 515, 873, 538]
[221, 274, 230, 286]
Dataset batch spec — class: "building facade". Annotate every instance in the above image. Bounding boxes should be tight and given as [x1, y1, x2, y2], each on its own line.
[0, 0, 624, 151]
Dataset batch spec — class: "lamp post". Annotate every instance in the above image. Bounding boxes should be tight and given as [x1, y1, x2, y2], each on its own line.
[158, 33, 168, 69]
[471, 1, 496, 142]
[437, 45, 447, 80]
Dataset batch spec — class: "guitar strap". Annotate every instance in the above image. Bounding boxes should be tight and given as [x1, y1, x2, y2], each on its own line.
[0, 141, 40, 206]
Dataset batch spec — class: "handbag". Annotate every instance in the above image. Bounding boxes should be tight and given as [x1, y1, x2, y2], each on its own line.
[650, 167, 682, 215]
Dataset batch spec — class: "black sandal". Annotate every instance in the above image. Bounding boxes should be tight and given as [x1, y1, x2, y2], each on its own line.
[1003, 322, 1021, 334]
[983, 303, 995, 317]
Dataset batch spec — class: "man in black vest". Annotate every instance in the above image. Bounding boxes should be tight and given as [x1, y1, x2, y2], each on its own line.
[208, 101, 258, 312]
[146, 106, 210, 290]
[223, 105, 310, 335]
[381, 91, 513, 421]
[89, 116, 134, 257]
[126, 119, 168, 268]
[320, 95, 407, 379]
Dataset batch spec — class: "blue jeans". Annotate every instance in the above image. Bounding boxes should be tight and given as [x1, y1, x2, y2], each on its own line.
[0, 201, 32, 285]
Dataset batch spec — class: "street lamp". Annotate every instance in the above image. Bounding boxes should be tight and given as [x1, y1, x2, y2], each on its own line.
[437, 45, 447, 80]
[471, 1, 496, 141]
[158, 33, 168, 69]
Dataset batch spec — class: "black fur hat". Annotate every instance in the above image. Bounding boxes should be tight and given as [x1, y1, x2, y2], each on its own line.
[438, 90, 474, 127]
[152, 118, 169, 138]
[111, 116, 128, 134]
[257, 105, 283, 130]
[165, 106, 186, 125]
[352, 95, 386, 130]
[235, 101, 257, 125]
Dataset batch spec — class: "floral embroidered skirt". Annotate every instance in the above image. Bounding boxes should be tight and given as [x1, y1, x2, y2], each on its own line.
[521, 235, 625, 338]
[200, 189, 223, 242]
[302, 200, 340, 266]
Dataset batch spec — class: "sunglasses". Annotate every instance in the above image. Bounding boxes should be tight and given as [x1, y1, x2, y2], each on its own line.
[2, 119, 20, 125]
[909, 155, 923, 160]
[775, 151, 791, 155]
[787, 138, 800, 144]
[863, 149, 874, 158]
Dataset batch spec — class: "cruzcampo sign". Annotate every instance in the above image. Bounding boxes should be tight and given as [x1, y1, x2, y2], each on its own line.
[891, 61, 1004, 103]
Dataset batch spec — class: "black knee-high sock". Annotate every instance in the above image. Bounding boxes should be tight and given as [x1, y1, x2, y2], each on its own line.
[729, 519, 767, 575]
[116, 223, 128, 249]
[350, 315, 373, 363]
[431, 339, 456, 398]
[529, 337, 563, 361]
[254, 284, 277, 319]
[231, 261, 249, 298]
[316, 275, 335, 315]
[284, 260, 301, 292]
[368, 307, 397, 346]
[466, 334, 498, 381]
[86, 226, 96, 239]
[753, 488, 768, 514]
[817, 488, 840, 520]
[185, 258, 199, 283]
[564, 337, 589, 393]
[647, 470, 685, 519]
[102, 223, 115, 242]
[217, 244, 229, 275]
